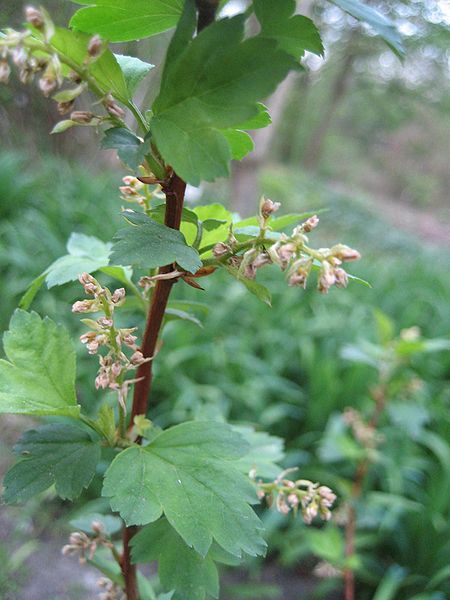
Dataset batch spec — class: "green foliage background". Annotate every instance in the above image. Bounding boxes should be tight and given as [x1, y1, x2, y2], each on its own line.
[0, 0, 449, 598]
[0, 150, 448, 599]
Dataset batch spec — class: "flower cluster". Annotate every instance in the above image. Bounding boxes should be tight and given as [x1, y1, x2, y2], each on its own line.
[119, 176, 146, 206]
[118, 175, 165, 211]
[343, 407, 383, 450]
[253, 469, 337, 525]
[73, 273, 149, 411]
[313, 561, 341, 578]
[0, 7, 122, 122]
[212, 198, 360, 294]
[97, 578, 124, 600]
[62, 520, 113, 565]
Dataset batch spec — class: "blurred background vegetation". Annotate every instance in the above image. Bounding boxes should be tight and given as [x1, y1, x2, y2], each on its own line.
[0, 1, 449, 599]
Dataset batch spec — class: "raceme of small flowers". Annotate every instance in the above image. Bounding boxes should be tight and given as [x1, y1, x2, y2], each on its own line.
[62, 521, 124, 599]
[117, 183, 362, 294]
[72, 273, 150, 412]
[212, 197, 361, 294]
[119, 176, 165, 212]
[252, 468, 337, 525]
[343, 407, 384, 450]
[0, 7, 123, 123]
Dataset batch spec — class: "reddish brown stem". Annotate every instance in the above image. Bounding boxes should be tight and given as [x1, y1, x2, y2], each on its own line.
[121, 173, 186, 599]
[344, 463, 366, 600]
[121, 525, 138, 597]
[131, 173, 186, 421]
[343, 385, 387, 600]
[121, 5, 216, 595]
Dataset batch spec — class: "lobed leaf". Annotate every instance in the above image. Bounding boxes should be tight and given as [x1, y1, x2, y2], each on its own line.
[232, 426, 285, 479]
[254, 0, 324, 58]
[102, 421, 266, 557]
[70, 0, 184, 43]
[114, 54, 154, 95]
[69, 512, 122, 535]
[223, 129, 254, 161]
[50, 28, 129, 103]
[110, 210, 202, 273]
[151, 9, 296, 184]
[222, 104, 271, 161]
[195, 204, 233, 254]
[236, 103, 272, 130]
[0, 311, 80, 417]
[101, 127, 150, 170]
[131, 519, 228, 600]
[19, 233, 119, 309]
[3, 423, 100, 503]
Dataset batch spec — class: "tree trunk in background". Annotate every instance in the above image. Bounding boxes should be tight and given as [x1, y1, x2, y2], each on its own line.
[302, 48, 356, 171]
[229, 0, 313, 215]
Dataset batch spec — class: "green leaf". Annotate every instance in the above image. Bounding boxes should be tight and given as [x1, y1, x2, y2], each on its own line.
[151, 14, 296, 184]
[222, 104, 272, 161]
[167, 300, 209, 317]
[225, 266, 272, 307]
[202, 219, 227, 232]
[254, 0, 324, 58]
[51, 119, 77, 134]
[146, 204, 201, 247]
[165, 308, 203, 329]
[101, 127, 150, 170]
[234, 225, 279, 241]
[19, 273, 46, 310]
[50, 28, 130, 103]
[223, 129, 254, 161]
[110, 211, 202, 274]
[52, 85, 85, 102]
[0, 311, 80, 417]
[94, 403, 117, 446]
[161, 0, 197, 83]
[373, 309, 394, 344]
[102, 421, 266, 557]
[3, 423, 99, 503]
[270, 211, 323, 230]
[236, 102, 272, 130]
[19, 233, 117, 309]
[234, 210, 325, 232]
[195, 204, 233, 253]
[131, 519, 224, 600]
[372, 565, 406, 600]
[305, 527, 345, 564]
[69, 512, 122, 536]
[329, 0, 405, 57]
[47, 232, 112, 288]
[99, 265, 134, 287]
[115, 54, 154, 95]
[70, 0, 184, 43]
[87, 550, 123, 586]
[149, 204, 199, 227]
[232, 427, 284, 479]
[346, 273, 371, 288]
[165, 300, 209, 328]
